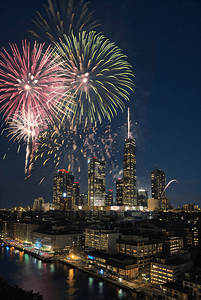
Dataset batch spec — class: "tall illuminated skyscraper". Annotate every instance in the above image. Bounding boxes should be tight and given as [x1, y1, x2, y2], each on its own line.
[72, 182, 80, 207]
[105, 189, 113, 206]
[151, 169, 166, 200]
[53, 169, 74, 210]
[88, 157, 105, 206]
[116, 178, 123, 206]
[123, 108, 137, 206]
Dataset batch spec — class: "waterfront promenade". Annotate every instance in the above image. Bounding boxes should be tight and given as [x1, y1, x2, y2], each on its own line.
[1, 240, 162, 298]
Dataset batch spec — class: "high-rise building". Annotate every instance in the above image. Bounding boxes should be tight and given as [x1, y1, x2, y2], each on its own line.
[72, 182, 80, 208]
[123, 108, 137, 206]
[88, 157, 105, 206]
[80, 193, 88, 206]
[105, 189, 113, 206]
[53, 169, 74, 210]
[137, 189, 148, 207]
[116, 178, 124, 206]
[151, 169, 168, 210]
[151, 169, 166, 200]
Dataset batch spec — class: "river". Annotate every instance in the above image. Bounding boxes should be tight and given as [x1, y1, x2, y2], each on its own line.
[0, 246, 129, 300]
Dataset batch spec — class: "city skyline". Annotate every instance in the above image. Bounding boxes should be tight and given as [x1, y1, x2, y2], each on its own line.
[0, 0, 200, 209]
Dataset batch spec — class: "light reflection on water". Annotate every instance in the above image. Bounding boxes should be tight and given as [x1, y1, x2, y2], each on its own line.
[0, 246, 129, 300]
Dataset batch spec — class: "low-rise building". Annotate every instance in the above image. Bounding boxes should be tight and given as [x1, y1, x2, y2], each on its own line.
[116, 236, 163, 269]
[32, 231, 82, 251]
[162, 282, 192, 300]
[13, 222, 40, 243]
[85, 228, 120, 254]
[87, 251, 139, 280]
[164, 236, 184, 255]
[150, 256, 194, 285]
[183, 274, 201, 300]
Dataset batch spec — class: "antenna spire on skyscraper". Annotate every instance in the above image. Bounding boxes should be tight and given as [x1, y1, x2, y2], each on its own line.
[128, 107, 130, 139]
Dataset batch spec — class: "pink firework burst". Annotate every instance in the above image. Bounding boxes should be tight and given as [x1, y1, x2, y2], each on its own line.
[0, 40, 67, 124]
[7, 108, 47, 174]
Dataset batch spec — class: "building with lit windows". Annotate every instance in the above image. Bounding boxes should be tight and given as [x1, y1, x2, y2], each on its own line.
[150, 256, 194, 286]
[53, 169, 74, 210]
[116, 236, 163, 269]
[88, 157, 105, 206]
[72, 182, 80, 208]
[85, 228, 120, 254]
[162, 282, 192, 300]
[33, 197, 44, 211]
[116, 178, 124, 206]
[137, 189, 148, 207]
[123, 137, 137, 206]
[13, 222, 40, 243]
[164, 236, 184, 255]
[32, 231, 81, 251]
[105, 190, 113, 206]
[151, 169, 168, 210]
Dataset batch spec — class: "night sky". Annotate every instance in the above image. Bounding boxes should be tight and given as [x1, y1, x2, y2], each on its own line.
[0, 0, 200, 209]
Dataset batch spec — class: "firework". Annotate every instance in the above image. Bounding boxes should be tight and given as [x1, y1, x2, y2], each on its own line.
[0, 40, 67, 124]
[54, 31, 134, 124]
[28, 0, 99, 43]
[34, 120, 118, 175]
[7, 109, 46, 174]
[161, 179, 179, 196]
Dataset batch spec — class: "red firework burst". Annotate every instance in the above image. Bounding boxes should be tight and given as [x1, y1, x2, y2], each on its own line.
[0, 40, 66, 124]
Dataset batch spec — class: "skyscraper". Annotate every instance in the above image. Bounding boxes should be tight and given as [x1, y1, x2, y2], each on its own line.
[116, 178, 124, 206]
[105, 189, 113, 206]
[53, 169, 74, 210]
[72, 182, 80, 207]
[151, 169, 169, 210]
[151, 169, 166, 200]
[88, 157, 105, 206]
[123, 108, 137, 206]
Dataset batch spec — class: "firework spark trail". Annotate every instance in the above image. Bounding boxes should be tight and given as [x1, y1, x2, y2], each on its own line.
[34, 121, 119, 178]
[28, 0, 99, 43]
[161, 179, 179, 197]
[0, 40, 69, 124]
[54, 31, 134, 124]
[7, 109, 47, 174]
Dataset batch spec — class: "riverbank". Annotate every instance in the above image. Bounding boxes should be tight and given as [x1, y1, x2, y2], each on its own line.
[59, 257, 135, 292]
[1, 242, 159, 298]
[1, 242, 58, 262]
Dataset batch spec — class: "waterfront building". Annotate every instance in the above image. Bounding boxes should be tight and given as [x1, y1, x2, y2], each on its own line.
[13, 222, 40, 243]
[137, 189, 148, 207]
[116, 236, 163, 269]
[87, 251, 139, 280]
[32, 231, 81, 251]
[88, 157, 105, 206]
[105, 190, 113, 206]
[116, 178, 123, 206]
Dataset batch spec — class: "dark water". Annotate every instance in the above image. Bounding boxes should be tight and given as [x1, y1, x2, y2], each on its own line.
[0, 246, 129, 300]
